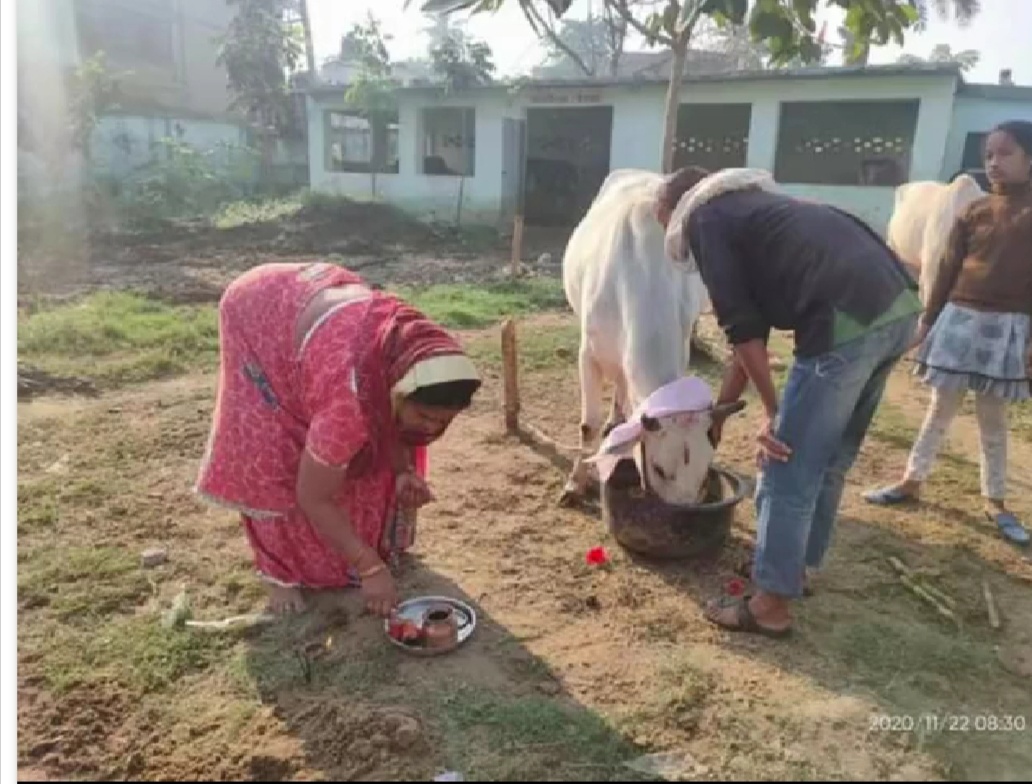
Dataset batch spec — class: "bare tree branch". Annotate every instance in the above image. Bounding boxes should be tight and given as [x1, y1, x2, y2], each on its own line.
[608, 0, 675, 48]
[519, 0, 594, 76]
[601, 1, 627, 76]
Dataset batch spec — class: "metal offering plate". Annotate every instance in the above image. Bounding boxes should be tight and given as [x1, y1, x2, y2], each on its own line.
[384, 595, 477, 657]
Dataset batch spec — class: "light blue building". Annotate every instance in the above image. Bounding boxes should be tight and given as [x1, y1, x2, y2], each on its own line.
[305, 63, 1032, 233]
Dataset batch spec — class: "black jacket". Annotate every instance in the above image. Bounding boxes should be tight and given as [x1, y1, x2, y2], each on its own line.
[685, 188, 919, 357]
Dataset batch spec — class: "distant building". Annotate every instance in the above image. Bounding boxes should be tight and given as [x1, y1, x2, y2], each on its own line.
[306, 63, 1032, 231]
[18, 0, 305, 190]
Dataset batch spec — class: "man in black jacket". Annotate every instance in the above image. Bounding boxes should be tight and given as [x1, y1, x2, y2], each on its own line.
[657, 166, 921, 638]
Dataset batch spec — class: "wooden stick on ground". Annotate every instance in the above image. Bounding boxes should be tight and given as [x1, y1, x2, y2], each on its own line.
[920, 582, 958, 611]
[983, 579, 1001, 630]
[889, 556, 957, 609]
[888, 556, 913, 578]
[900, 574, 959, 626]
[501, 318, 520, 434]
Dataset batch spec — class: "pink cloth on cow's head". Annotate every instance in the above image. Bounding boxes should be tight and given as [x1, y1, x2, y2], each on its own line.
[586, 376, 713, 482]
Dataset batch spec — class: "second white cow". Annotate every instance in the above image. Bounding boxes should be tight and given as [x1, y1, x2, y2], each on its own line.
[560, 169, 742, 508]
[885, 174, 985, 304]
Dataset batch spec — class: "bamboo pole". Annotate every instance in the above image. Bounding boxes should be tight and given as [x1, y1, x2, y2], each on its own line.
[983, 579, 1001, 630]
[501, 318, 520, 434]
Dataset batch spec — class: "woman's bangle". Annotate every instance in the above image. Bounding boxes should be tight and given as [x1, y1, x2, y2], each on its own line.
[359, 562, 387, 580]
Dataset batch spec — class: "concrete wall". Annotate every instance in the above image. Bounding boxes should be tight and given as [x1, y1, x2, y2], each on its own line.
[308, 71, 960, 232]
[90, 115, 248, 179]
[943, 93, 1032, 178]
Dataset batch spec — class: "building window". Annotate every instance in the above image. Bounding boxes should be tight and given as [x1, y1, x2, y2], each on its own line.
[673, 103, 751, 171]
[422, 107, 475, 176]
[324, 111, 399, 174]
[76, 0, 177, 71]
[774, 100, 920, 186]
[961, 131, 988, 170]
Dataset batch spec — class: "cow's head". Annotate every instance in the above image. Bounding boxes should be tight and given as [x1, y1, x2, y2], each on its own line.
[637, 400, 746, 505]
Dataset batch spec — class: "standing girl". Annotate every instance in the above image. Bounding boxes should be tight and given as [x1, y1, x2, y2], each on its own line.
[865, 121, 1032, 546]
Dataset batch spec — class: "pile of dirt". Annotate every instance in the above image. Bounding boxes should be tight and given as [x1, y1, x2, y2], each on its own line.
[17, 686, 133, 780]
[277, 696, 435, 780]
[18, 365, 99, 401]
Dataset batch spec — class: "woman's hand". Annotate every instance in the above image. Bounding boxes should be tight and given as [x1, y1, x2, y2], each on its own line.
[396, 471, 435, 508]
[360, 564, 399, 618]
[756, 415, 791, 468]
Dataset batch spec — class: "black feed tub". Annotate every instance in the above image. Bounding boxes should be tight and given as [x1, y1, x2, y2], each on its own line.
[601, 458, 749, 560]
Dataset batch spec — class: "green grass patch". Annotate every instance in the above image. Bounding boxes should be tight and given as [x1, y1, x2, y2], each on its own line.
[19, 291, 219, 385]
[18, 282, 567, 388]
[18, 545, 150, 622]
[32, 618, 227, 695]
[212, 196, 303, 229]
[398, 279, 568, 330]
[435, 685, 638, 780]
[465, 323, 579, 373]
[825, 616, 998, 701]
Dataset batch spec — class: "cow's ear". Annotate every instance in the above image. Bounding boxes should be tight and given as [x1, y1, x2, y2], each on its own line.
[711, 400, 746, 422]
[641, 414, 661, 432]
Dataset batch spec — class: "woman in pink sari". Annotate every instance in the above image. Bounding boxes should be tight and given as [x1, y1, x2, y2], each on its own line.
[195, 262, 481, 616]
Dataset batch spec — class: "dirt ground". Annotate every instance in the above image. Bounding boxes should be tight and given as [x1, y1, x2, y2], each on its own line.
[17, 307, 1032, 781]
[17, 197, 568, 306]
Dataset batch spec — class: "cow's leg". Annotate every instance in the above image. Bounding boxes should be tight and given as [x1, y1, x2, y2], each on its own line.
[602, 373, 627, 438]
[559, 343, 605, 507]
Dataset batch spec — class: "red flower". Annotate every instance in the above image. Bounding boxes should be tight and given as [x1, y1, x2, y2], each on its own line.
[725, 578, 746, 597]
[585, 546, 610, 567]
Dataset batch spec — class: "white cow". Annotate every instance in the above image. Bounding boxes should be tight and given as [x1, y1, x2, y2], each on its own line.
[885, 174, 985, 303]
[560, 169, 743, 508]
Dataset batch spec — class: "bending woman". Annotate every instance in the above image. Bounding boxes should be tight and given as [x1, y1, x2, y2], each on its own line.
[195, 262, 481, 616]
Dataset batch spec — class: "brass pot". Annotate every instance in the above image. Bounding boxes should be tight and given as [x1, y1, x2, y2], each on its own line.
[421, 604, 459, 651]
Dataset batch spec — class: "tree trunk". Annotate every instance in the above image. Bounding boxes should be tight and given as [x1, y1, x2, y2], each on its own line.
[661, 41, 689, 174]
[298, 0, 317, 76]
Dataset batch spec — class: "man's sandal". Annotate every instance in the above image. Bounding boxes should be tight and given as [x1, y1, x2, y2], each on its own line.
[704, 595, 793, 640]
[987, 510, 1031, 547]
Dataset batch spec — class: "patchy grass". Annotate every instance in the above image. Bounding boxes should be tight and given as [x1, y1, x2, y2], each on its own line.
[464, 322, 580, 373]
[435, 686, 638, 781]
[17, 282, 568, 388]
[399, 278, 568, 330]
[212, 196, 303, 229]
[18, 291, 219, 386]
[17, 312, 1032, 781]
[30, 617, 229, 696]
[18, 545, 149, 623]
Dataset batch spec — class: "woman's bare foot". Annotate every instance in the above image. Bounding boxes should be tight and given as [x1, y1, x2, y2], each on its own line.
[264, 583, 307, 615]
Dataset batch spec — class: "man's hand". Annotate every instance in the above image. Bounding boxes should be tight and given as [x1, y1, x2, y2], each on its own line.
[756, 415, 791, 467]
[909, 322, 931, 353]
[396, 471, 435, 508]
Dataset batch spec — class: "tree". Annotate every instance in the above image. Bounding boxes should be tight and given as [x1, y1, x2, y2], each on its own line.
[540, 9, 628, 77]
[283, 0, 316, 75]
[842, 0, 980, 65]
[217, 0, 303, 180]
[696, 17, 832, 70]
[428, 29, 497, 224]
[342, 14, 398, 197]
[68, 52, 122, 164]
[429, 27, 497, 88]
[913, 0, 981, 28]
[898, 42, 980, 71]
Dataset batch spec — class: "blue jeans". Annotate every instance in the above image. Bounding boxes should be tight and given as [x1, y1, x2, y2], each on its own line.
[752, 315, 918, 598]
